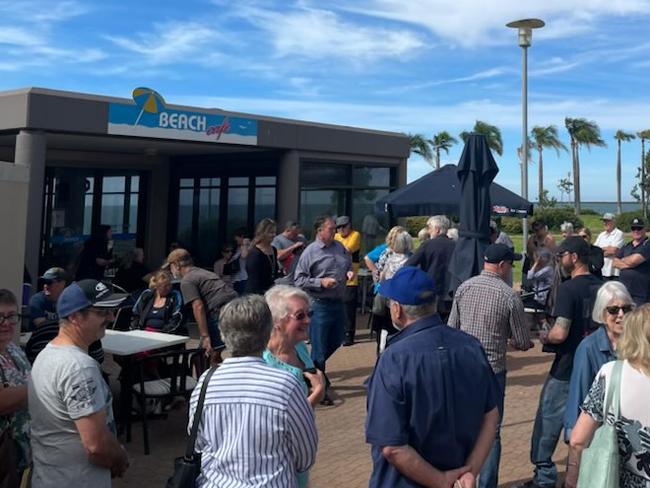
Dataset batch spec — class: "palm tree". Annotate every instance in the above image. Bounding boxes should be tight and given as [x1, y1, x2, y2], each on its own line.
[460, 120, 503, 156]
[531, 125, 568, 207]
[408, 133, 433, 164]
[565, 117, 607, 215]
[614, 130, 635, 215]
[637, 130, 650, 218]
[430, 131, 458, 170]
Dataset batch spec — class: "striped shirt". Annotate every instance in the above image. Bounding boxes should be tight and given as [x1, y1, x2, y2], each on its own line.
[188, 357, 318, 488]
[448, 270, 530, 374]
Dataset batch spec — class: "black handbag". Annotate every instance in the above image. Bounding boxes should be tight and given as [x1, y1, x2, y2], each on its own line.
[166, 365, 218, 488]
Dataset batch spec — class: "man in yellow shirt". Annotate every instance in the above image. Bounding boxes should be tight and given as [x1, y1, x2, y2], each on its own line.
[335, 216, 361, 346]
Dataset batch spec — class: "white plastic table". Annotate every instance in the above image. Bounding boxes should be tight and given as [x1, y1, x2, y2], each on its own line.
[102, 329, 190, 356]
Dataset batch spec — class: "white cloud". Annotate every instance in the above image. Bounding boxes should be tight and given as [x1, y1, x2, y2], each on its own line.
[377, 67, 509, 94]
[106, 22, 222, 65]
[0, 26, 44, 47]
[237, 5, 426, 63]
[329, 0, 650, 48]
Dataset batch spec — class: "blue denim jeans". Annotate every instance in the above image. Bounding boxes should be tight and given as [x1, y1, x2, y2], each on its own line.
[207, 316, 225, 351]
[309, 299, 345, 373]
[478, 371, 506, 488]
[530, 375, 570, 487]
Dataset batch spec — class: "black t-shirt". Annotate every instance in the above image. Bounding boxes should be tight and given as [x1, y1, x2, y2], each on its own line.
[550, 273, 602, 381]
[616, 239, 650, 305]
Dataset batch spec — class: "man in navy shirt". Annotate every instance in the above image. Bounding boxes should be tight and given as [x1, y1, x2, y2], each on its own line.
[613, 217, 650, 305]
[365, 266, 499, 488]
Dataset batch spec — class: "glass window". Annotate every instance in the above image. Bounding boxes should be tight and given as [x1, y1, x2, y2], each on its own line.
[255, 187, 276, 224]
[103, 176, 126, 193]
[300, 190, 345, 239]
[177, 189, 194, 247]
[229, 177, 249, 186]
[180, 178, 194, 188]
[301, 163, 348, 188]
[85, 177, 94, 193]
[197, 188, 220, 265]
[131, 175, 140, 192]
[83, 195, 93, 235]
[353, 166, 391, 187]
[101, 194, 124, 232]
[255, 176, 276, 185]
[200, 177, 220, 187]
[227, 187, 248, 240]
[128, 194, 139, 234]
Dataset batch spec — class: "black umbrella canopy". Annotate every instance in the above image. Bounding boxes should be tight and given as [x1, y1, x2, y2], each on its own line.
[448, 134, 499, 292]
[375, 165, 532, 219]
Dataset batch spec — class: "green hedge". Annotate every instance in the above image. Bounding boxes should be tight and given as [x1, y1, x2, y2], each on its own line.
[616, 210, 645, 232]
[532, 208, 583, 232]
[404, 216, 428, 236]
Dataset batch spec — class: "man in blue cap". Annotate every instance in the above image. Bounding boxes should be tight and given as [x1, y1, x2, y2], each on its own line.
[365, 266, 499, 488]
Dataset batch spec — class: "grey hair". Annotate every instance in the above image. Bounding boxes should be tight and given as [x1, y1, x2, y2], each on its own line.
[392, 230, 414, 254]
[592, 281, 634, 324]
[447, 228, 459, 241]
[560, 222, 574, 233]
[417, 228, 430, 242]
[264, 285, 311, 322]
[219, 295, 273, 357]
[401, 300, 438, 320]
[427, 215, 450, 234]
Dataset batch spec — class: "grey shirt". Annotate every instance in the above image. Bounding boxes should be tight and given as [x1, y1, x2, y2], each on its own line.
[272, 233, 307, 272]
[293, 238, 352, 300]
[181, 267, 237, 320]
[29, 343, 115, 488]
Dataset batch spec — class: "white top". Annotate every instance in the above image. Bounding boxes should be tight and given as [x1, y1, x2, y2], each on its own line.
[582, 360, 650, 482]
[594, 228, 625, 277]
[101, 330, 189, 356]
[189, 357, 318, 488]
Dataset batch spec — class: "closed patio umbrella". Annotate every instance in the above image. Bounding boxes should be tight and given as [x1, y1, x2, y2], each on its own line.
[448, 134, 499, 293]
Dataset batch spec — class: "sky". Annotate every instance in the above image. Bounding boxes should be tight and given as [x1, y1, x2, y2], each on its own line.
[1, 0, 650, 201]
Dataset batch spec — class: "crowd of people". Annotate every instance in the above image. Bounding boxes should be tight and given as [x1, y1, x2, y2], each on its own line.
[2, 211, 650, 488]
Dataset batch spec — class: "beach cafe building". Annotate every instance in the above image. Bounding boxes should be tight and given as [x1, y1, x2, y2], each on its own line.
[0, 87, 408, 298]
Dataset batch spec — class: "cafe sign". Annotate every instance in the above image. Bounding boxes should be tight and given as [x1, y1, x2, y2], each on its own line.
[108, 87, 257, 145]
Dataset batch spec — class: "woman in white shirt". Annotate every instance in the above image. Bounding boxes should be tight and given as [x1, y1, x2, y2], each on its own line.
[566, 303, 650, 488]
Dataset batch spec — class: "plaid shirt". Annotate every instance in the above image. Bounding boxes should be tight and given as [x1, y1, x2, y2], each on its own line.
[448, 270, 530, 374]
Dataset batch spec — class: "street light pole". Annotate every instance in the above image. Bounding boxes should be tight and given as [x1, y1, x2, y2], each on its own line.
[507, 18, 544, 259]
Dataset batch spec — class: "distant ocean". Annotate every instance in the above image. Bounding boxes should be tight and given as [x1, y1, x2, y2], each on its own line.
[548, 201, 641, 214]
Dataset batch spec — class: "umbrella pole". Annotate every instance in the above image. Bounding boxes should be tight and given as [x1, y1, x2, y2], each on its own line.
[134, 108, 145, 127]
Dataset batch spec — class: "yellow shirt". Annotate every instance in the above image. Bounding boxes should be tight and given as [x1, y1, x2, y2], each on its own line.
[335, 230, 361, 286]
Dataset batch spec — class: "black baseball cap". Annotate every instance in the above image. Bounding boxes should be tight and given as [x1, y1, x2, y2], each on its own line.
[484, 243, 522, 263]
[631, 218, 645, 229]
[57, 279, 127, 318]
[556, 236, 590, 258]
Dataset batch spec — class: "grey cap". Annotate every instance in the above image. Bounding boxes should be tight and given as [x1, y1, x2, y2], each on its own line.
[602, 212, 615, 221]
[335, 216, 351, 227]
[40, 267, 68, 282]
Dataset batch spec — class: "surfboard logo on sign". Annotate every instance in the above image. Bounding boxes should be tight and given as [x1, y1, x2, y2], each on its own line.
[108, 87, 257, 145]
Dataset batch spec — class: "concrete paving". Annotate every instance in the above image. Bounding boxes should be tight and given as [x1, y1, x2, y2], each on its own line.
[110, 324, 568, 488]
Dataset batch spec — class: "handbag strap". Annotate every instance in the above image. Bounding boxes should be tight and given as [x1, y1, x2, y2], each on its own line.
[184, 365, 218, 459]
[603, 360, 623, 421]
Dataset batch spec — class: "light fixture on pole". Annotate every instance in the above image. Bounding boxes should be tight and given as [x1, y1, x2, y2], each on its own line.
[506, 18, 544, 254]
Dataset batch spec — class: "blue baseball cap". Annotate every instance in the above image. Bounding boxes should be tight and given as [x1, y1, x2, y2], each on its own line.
[378, 266, 437, 305]
[57, 279, 127, 318]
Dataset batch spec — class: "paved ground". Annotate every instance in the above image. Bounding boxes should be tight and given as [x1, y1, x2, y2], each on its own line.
[111, 322, 568, 488]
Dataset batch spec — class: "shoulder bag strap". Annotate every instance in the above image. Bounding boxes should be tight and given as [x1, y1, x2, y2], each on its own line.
[184, 365, 218, 460]
[603, 360, 623, 421]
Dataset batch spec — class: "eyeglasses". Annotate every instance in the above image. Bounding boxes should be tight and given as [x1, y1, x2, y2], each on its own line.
[578, 234, 589, 240]
[0, 313, 21, 325]
[556, 251, 570, 259]
[606, 304, 634, 315]
[287, 310, 314, 321]
[631, 227, 645, 232]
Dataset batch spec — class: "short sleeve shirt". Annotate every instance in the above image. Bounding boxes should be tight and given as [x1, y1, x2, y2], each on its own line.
[616, 239, 650, 304]
[29, 343, 115, 488]
[550, 273, 602, 380]
[594, 228, 624, 277]
[365, 315, 497, 487]
[180, 267, 237, 319]
[29, 291, 57, 328]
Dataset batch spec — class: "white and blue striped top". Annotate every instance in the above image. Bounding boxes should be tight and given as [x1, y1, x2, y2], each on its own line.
[188, 356, 318, 488]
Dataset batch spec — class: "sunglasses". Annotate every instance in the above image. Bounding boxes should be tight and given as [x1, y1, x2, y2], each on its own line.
[578, 234, 589, 239]
[0, 313, 21, 325]
[287, 310, 314, 321]
[606, 304, 634, 315]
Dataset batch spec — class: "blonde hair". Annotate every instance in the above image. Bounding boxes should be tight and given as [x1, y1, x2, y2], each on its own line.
[253, 218, 277, 245]
[385, 226, 406, 248]
[149, 269, 172, 289]
[617, 303, 650, 375]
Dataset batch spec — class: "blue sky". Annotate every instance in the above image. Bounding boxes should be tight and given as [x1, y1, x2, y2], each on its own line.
[2, 0, 650, 201]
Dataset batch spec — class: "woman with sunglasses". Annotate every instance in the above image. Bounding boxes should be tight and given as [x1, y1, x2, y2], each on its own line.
[264, 285, 325, 488]
[0, 289, 31, 486]
[563, 281, 634, 443]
